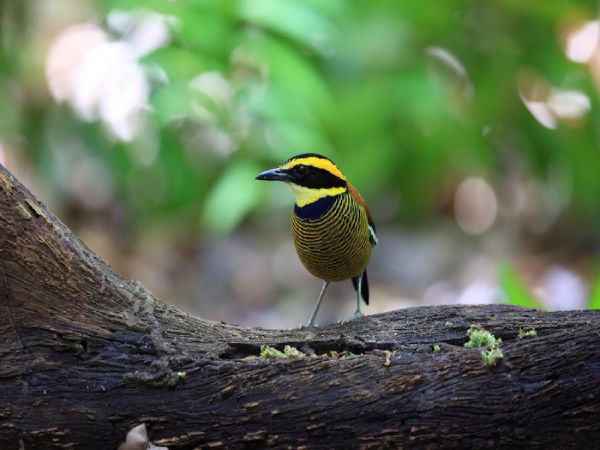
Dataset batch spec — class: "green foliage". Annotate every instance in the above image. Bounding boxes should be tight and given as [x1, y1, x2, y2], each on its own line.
[202, 161, 264, 235]
[499, 264, 542, 308]
[432, 343, 441, 353]
[589, 269, 600, 309]
[2, 0, 600, 232]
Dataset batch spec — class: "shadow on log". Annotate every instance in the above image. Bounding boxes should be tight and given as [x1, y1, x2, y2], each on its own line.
[1, 163, 599, 449]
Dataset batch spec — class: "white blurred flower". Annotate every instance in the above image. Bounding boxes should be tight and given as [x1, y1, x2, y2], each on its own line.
[565, 20, 600, 63]
[518, 71, 590, 128]
[546, 89, 591, 121]
[46, 11, 173, 142]
[46, 24, 108, 104]
[108, 9, 175, 58]
[519, 97, 557, 129]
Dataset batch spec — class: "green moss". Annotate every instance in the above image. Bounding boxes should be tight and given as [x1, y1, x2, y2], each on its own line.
[481, 347, 503, 367]
[282, 345, 305, 358]
[464, 327, 502, 348]
[260, 345, 305, 359]
[518, 328, 537, 339]
[464, 326, 503, 367]
[432, 344, 441, 353]
[176, 371, 187, 379]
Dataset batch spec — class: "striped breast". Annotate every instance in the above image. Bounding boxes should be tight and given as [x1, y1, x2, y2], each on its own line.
[291, 191, 372, 282]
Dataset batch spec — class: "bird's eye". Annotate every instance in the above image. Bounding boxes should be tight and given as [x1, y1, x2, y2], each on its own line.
[294, 165, 308, 177]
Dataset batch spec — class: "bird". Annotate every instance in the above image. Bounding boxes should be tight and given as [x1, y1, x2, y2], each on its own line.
[256, 153, 378, 327]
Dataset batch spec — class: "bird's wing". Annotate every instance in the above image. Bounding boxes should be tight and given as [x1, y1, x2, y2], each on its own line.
[347, 182, 378, 246]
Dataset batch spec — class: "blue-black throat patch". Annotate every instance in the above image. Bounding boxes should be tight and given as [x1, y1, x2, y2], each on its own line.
[294, 195, 337, 220]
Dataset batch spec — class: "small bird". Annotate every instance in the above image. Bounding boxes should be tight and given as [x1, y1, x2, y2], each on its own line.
[256, 153, 378, 327]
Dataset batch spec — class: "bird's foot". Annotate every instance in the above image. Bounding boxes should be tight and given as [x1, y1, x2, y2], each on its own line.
[299, 321, 319, 330]
[338, 310, 364, 325]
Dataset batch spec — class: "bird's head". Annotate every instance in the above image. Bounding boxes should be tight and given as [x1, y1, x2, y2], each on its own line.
[256, 153, 347, 207]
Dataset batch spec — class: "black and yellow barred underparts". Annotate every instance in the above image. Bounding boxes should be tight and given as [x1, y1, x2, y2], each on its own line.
[291, 191, 372, 283]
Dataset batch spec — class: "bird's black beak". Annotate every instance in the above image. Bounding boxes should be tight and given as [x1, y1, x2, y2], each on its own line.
[255, 168, 292, 182]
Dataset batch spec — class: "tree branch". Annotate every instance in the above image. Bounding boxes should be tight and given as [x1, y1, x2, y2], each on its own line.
[1, 163, 599, 449]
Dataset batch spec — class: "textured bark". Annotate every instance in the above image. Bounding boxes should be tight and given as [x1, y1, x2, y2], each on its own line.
[0, 162, 599, 450]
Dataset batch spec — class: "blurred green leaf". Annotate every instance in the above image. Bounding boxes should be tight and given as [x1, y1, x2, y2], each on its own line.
[237, 0, 334, 53]
[589, 269, 600, 310]
[499, 263, 543, 309]
[202, 160, 263, 234]
[250, 35, 335, 124]
[150, 84, 195, 126]
[143, 48, 214, 84]
[175, 9, 234, 55]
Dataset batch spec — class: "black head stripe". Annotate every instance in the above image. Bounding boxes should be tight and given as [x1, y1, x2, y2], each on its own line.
[282, 153, 334, 166]
[286, 166, 346, 188]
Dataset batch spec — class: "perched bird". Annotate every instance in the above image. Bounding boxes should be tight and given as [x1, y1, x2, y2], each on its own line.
[256, 153, 378, 326]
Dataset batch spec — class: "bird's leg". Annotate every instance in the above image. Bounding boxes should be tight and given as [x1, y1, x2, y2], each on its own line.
[354, 275, 363, 319]
[306, 280, 329, 328]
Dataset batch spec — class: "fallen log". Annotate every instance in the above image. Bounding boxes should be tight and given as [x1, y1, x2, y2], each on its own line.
[0, 163, 599, 449]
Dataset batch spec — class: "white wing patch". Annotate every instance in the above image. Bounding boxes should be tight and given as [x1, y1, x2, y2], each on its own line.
[368, 224, 378, 246]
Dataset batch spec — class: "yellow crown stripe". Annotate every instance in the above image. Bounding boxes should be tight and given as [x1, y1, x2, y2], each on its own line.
[281, 157, 346, 181]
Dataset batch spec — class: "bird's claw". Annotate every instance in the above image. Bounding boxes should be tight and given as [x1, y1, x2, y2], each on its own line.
[338, 310, 364, 325]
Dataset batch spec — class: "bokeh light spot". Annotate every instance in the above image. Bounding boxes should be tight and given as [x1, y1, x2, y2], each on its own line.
[454, 177, 498, 235]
